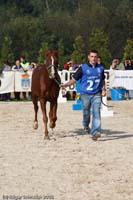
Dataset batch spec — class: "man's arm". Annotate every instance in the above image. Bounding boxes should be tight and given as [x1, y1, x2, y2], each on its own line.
[60, 66, 82, 88]
[60, 79, 76, 88]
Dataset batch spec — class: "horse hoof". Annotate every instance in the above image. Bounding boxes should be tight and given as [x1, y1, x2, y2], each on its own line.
[49, 122, 55, 129]
[44, 136, 50, 140]
[33, 122, 38, 129]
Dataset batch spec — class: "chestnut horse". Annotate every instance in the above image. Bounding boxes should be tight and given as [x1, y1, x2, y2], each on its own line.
[31, 50, 61, 139]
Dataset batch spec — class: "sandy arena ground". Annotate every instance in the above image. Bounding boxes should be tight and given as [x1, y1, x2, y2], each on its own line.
[0, 99, 133, 200]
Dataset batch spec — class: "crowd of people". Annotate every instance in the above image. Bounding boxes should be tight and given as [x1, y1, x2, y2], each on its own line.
[110, 57, 133, 100]
[0, 56, 133, 101]
[110, 57, 133, 70]
[0, 57, 37, 101]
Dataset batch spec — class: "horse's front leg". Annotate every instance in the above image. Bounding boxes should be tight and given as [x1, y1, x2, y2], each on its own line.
[40, 99, 49, 140]
[32, 95, 39, 129]
[49, 100, 58, 129]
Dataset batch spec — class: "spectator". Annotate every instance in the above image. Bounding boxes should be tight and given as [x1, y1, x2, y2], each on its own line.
[124, 58, 133, 100]
[97, 56, 102, 64]
[110, 58, 125, 70]
[124, 57, 133, 70]
[64, 63, 69, 70]
[20, 56, 30, 100]
[20, 56, 30, 72]
[28, 61, 37, 71]
[27, 61, 37, 100]
[12, 60, 23, 100]
[12, 60, 23, 72]
[72, 63, 79, 71]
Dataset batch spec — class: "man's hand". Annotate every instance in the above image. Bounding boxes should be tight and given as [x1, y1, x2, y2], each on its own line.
[60, 83, 66, 88]
[102, 88, 107, 97]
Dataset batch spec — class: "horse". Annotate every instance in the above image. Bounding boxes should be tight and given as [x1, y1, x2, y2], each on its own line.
[31, 50, 61, 140]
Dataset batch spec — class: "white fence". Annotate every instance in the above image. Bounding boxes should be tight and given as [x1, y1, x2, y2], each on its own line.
[0, 70, 133, 94]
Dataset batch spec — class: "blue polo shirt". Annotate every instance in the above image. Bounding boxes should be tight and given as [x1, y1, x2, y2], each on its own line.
[73, 63, 105, 95]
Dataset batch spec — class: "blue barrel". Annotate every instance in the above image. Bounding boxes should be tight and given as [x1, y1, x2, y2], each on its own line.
[72, 80, 83, 110]
[76, 80, 81, 93]
[110, 88, 126, 101]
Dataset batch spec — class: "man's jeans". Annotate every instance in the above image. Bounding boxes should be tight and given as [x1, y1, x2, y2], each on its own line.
[81, 93, 101, 136]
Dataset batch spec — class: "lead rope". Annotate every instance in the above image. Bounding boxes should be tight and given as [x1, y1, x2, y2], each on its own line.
[53, 78, 67, 97]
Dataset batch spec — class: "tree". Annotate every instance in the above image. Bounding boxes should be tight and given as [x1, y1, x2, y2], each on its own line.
[89, 28, 111, 68]
[123, 38, 133, 62]
[37, 42, 49, 64]
[0, 36, 14, 67]
[57, 39, 65, 70]
[71, 35, 86, 64]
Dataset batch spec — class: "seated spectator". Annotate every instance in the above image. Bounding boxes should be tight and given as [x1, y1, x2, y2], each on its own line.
[124, 58, 133, 70]
[20, 56, 30, 100]
[64, 63, 69, 70]
[110, 58, 125, 70]
[124, 58, 133, 100]
[12, 60, 23, 100]
[27, 61, 37, 100]
[2, 60, 11, 71]
[72, 63, 79, 71]
[97, 56, 102, 64]
[12, 60, 23, 72]
[20, 56, 30, 72]
[28, 61, 37, 71]
[68, 61, 73, 71]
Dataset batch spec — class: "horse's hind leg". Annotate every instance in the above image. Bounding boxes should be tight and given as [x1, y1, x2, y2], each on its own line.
[33, 95, 39, 129]
[49, 101, 57, 129]
[40, 99, 49, 140]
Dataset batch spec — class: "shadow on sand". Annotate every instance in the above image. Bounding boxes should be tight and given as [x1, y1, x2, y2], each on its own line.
[56, 128, 133, 141]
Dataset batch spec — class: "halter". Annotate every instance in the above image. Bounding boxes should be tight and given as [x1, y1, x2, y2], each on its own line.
[47, 56, 56, 79]
[46, 56, 61, 87]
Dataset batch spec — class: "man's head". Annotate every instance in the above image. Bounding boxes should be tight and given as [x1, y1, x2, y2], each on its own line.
[97, 56, 102, 64]
[20, 56, 26, 63]
[125, 58, 131, 66]
[88, 50, 99, 66]
[16, 60, 20, 66]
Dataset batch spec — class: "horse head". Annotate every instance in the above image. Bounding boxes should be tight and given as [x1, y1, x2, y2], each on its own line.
[45, 50, 59, 79]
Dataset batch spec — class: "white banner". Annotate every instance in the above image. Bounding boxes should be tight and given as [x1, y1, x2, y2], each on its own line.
[1, 70, 133, 94]
[0, 72, 14, 94]
[15, 71, 32, 92]
[109, 70, 133, 90]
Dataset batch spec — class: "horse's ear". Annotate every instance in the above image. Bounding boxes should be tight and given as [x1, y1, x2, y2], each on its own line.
[45, 50, 51, 58]
[53, 50, 58, 57]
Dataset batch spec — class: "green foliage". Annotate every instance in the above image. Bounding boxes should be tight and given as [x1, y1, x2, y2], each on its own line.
[37, 42, 49, 64]
[0, 36, 14, 67]
[89, 28, 111, 68]
[71, 35, 86, 64]
[123, 39, 133, 62]
[0, 0, 132, 67]
[57, 39, 66, 70]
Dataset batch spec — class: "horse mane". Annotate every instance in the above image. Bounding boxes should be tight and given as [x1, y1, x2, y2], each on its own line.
[45, 50, 58, 60]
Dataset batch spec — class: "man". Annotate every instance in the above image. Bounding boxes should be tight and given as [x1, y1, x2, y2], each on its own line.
[61, 50, 106, 141]
[20, 56, 30, 72]
[124, 58, 133, 99]
[124, 57, 133, 70]
[20, 56, 30, 100]
[110, 58, 125, 70]
[12, 60, 23, 100]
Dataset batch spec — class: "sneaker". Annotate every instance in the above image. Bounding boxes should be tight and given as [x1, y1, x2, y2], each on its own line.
[84, 127, 90, 134]
[92, 133, 101, 141]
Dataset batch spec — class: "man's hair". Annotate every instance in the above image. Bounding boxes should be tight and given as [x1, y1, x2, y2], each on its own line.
[98, 56, 102, 59]
[89, 50, 99, 55]
[20, 56, 26, 60]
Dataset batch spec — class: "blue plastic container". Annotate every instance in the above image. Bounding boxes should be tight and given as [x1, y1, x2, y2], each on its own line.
[72, 99, 83, 110]
[110, 88, 126, 101]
